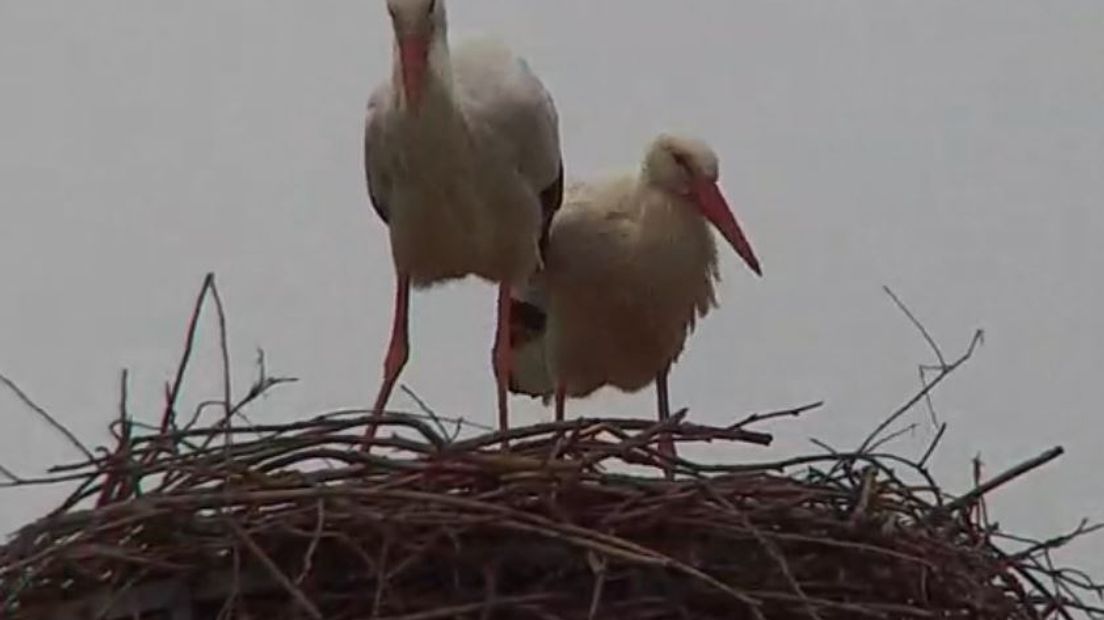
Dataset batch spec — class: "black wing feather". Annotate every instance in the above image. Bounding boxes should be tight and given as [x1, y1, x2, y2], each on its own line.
[538, 162, 564, 258]
[364, 116, 390, 224]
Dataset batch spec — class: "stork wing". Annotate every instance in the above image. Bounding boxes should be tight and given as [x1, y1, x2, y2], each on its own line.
[539, 163, 563, 257]
[453, 39, 563, 203]
[364, 89, 392, 224]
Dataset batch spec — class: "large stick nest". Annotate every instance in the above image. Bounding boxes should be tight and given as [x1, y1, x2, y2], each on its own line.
[0, 405, 1100, 620]
[0, 276, 1100, 619]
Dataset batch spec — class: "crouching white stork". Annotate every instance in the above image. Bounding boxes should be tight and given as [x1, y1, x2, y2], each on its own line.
[364, 0, 563, 441]
[509, 134, 761, 458]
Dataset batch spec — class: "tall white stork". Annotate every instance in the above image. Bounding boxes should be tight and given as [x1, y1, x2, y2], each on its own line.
[509, 134, 761, 458]
[364, 0, 563, 439]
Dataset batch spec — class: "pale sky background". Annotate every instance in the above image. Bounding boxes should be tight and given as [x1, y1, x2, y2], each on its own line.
[1, 1, 1102, 581]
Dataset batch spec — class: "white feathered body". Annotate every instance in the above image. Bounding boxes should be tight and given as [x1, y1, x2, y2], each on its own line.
[366, 38, 561, 288]
[511, 174, 721, 398]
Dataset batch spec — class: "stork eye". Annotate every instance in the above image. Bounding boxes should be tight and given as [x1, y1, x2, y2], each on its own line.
[427, 0, 437, 14]
[671, 152, 693, 176]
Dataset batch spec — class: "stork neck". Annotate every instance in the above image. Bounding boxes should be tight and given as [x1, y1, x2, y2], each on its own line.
[391, 30, 455, 116]
[636, 183, 709, 246]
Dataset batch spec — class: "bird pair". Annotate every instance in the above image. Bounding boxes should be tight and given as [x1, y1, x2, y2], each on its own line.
[363, 0, 762, 454]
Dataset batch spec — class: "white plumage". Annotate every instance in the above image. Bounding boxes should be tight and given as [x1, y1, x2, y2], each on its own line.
[509, 134, 761, 457]
[364, 0, 563, 438]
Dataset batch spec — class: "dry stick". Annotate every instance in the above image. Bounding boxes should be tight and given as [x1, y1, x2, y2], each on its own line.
[376, 593, 558, 620]
[162, 272, 216, 431]
[0, 463, 20, 483]
[938, 446, 1065, 517]
[97, 370, 136, 506]
[217, 541, 243, 620]
[848, 466, 878, 524]
[883, 285, 947, 368]
[1010, 563, 1078, 620]
[731, 400, 825, 430]
[857, 328, 983, 455]
[703, 484, 826, 620]
[917, 365, 940, 428]
[207, 276, 233, 428]
[479, 562, 497, 620]
[118, 368, 130, 426]
[576, 410, 689, 471]
[295, 499, 326, 586]
[400, 384, 452, 443]
[586, 551, 607, 620]
[372, 538, 391, 616]
[867, 422, 918, 453]
[887, 283, 949, 427]
[0, 372, 93, 460]
[918, 422, 947, 469]
[1002, 519, 1104, 563]
[451, 416, 772, 452]
[224, 518, 323, 620]
[856, 286, 984, 455]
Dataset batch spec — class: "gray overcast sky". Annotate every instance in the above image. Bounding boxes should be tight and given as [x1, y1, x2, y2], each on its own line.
[1, 1, 1102, 576]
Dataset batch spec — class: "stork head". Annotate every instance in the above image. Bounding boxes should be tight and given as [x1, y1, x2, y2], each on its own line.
[386, 0, 447, 108]
[644, 134, 762, 276]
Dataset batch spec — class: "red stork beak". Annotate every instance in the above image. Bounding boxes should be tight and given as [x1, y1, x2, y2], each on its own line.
[398, 35, 429, 107]
[691, 179, 762, 276]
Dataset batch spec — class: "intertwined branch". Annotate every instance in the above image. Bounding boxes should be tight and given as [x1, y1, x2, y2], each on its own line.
[0, 276, 1099, 620]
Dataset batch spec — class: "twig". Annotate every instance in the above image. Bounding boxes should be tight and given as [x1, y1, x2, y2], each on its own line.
[400, 385, 451, 444]
[0, 372, 93, 460]
[857, 329, 983, 455]
[918, 422, 947, 469]
[731, 401, 824, 430]
[295, 500, 326, 585]
[0, 463, 20, 483]
[883, 285, 946, 368]
[207, 276, 233, 428]
[939, 446, 1065, 517]
[867, 422, 918, 453]
[162, 273, 217, 430]
[224, 519, 322, 620]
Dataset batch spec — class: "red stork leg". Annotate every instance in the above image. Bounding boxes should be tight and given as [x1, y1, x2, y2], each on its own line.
[655, 365, 676, 475]
[492, 282, 513, 438]
[366, 271, 411, 448]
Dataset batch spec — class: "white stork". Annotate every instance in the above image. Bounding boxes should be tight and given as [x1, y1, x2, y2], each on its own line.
[509, 134, 761, 458]
[364, 0, 563, 439]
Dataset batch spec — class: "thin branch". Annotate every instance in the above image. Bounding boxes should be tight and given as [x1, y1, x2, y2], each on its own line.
[0, 372, 93, 460]
[731, 401, 825, 430]
[857, 328, 983, 455]
[918, 422, 947, 469]
[883, 285, 946, 368]
[162, 272, 216, 429]
[400, 385, 451, 443]
[207, 275, 233, 427]
[938, 446, 1065, 517]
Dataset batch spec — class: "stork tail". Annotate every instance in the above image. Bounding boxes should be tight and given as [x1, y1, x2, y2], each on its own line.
[507, 283, 555, 401]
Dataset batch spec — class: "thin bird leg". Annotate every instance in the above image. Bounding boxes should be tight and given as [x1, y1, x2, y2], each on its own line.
[366, 271, 411, 447]
[492, 282, 513, 439]
[554, 381, 566, 422]
[655, 365, 677, 468]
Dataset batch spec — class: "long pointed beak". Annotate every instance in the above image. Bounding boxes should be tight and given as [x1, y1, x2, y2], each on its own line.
[398, 35, 429, 107]
[692, 179, 762, 276]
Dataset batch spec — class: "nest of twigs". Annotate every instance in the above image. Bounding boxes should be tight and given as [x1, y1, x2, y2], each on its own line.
[1, 276, 1101, 619]
[0, 405, 1100, 620]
